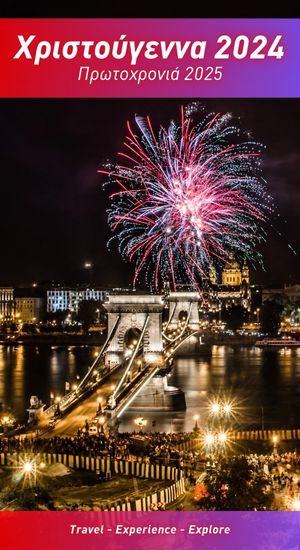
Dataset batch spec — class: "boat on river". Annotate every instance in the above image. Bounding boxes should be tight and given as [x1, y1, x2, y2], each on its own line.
[255, 338, 300, 348]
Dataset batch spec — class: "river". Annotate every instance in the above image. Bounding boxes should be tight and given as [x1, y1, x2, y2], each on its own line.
[0, 344, 300, 432]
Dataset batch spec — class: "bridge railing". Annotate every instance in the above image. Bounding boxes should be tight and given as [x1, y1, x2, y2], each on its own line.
[43, 316, 121, 418]
[113, 365, 159, 419]
[113, 314, 149, 399]
[163, 303, 192, 343]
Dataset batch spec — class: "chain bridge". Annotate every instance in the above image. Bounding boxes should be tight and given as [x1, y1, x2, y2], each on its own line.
[40, 290, 202, 434]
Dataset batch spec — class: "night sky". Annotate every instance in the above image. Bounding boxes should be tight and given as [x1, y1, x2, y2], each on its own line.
[0, 99, 299, 288]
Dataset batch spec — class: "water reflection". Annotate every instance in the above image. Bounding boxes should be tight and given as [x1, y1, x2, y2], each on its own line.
[0, 344, 99, 423]
[0, 344, 300, 432]
[121, 345, 300, 433]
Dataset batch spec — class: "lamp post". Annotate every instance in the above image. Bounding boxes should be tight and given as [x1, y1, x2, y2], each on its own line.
[84, 261, 93, 285]
[272, 434, 278, 454]
[97, 397, 103, 415]
[99, 415, 105, 433]
[55, 396, 61, 416]
[210, 402, 221, 415]
[204, 433, 215, 454]
[256, 308, 260, 324]
[23, 460, 37, 486]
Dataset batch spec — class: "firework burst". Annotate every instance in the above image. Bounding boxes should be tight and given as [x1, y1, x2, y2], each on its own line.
[100, 105, 272, 290]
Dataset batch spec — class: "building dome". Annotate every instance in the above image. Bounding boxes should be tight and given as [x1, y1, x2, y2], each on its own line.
[224, 258, 240, 271]
[222, 255, 242, 286]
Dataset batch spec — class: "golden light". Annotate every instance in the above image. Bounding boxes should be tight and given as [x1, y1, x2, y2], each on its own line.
[272, 435, 278, 444]
[205, 434, 214, 445]
[223, 403, 232, 414]
[133, 339, 138, 345]
[94, 352, 98, 358]
[134, 417, 147, 427]
[55, 396, 61, 403]
[292, 499, 300, 511]
[111, 384, 116, 391]
[99, 416, 105, 425]
[40, 462, 46, 469]
[97, 397, 102, 403]
[211, 402, 221, 414]
[218, 432, 227, 443]
[193, 414, 199, 421]
[23, 461, 34, 473]
[72, 384, 78, 391]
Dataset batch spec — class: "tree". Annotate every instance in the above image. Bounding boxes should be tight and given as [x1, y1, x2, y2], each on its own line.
[222, 305, 248, 332]
[197, 456, 274, 511]
[260, 299, 284, 335]
[77, 300, 101, 332]
[44, 309, 68, 326]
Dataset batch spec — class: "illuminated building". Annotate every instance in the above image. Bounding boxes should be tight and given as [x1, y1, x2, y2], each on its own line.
[0, 287, 14, 319]
[47, 286, 106, 313]
[206, 255, 251, 312]
[15, 297, 44, 323]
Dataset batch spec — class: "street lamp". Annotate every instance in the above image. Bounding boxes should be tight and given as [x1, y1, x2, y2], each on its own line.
[223, 404, 232, 414]
[97, 397, 103, 414]
[99, 415, 105, 433]
[22, 459, 37, 486]
[55, 396, 61, 415]
[256, 308, 260, 324]
[205, 433, 214, 446]
[211, 402, 221, 414]
[218, 432, 227, 443]
[272, 435, 279, 453]
[83, 261, 93, 285]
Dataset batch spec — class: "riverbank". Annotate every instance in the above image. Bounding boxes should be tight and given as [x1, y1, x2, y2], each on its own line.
[0, 332, 258, 348]
[0, 333, 105, 346]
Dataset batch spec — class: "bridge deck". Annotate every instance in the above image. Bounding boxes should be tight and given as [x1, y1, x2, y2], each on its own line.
[42, 366, 126, 437]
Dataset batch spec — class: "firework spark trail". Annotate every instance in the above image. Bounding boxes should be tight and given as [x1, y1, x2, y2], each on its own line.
[99, 105, 273, 290]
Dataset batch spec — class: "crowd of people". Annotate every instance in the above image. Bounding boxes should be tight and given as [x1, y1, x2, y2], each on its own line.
[246, 452, 300, 496]
[1, 432, 300, 483]
[0, 430, 197, 466]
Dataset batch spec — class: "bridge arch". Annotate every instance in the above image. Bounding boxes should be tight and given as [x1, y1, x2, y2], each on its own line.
[104, 293, 164, 366]
[123, 327, 142, 352]
[167, 292, 200, 331]
[178, 310, 189, 323]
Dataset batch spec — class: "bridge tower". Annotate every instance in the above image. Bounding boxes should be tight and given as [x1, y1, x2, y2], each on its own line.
[104, 293, 164, 367]
[167, 291, 200, 330]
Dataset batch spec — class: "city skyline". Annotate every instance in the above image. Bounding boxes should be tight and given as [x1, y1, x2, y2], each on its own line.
[0, 99, 299, 287]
